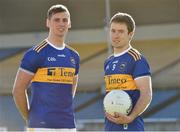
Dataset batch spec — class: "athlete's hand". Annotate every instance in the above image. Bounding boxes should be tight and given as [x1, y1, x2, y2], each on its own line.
[105, 112, 135, 124]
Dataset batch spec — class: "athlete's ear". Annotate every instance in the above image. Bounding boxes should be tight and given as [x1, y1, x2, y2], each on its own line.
[46, 18, 50, 28]
[129, 31, 134, 40]
[68, 20, 71, 28]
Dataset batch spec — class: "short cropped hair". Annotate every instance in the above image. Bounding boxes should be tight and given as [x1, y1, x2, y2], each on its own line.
[47, 4, 70, 19]
[110, 12, 135, 33]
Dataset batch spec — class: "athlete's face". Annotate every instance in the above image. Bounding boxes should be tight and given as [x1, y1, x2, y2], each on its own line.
[46, 12, 71, 38]
[110, 22, 133, 49]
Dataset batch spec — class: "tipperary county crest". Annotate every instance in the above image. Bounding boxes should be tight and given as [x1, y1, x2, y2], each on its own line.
[119, 62, 127, 72]
[70, 57, 76, 65]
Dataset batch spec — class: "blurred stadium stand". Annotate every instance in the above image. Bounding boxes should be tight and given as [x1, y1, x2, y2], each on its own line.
[0, 48, 27, 61]
[74, 90, 180, 120]
[0, 0, 180, 131]
[74, 92, 99, 109]
[0, 96, 25, 131]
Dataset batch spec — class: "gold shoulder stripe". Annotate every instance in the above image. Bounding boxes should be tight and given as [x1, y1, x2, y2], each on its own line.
[128, 51, 137, 61]
[33, 40, 47, 52]
[131, 49, 141, 60]
[129, 50, 139, 60]
[34, 41, 47, 52]
[33, 40, 46, 50]
[129, 49, 141, 60]
[66, 45, 79, 55]
[36, 43, 48, 53]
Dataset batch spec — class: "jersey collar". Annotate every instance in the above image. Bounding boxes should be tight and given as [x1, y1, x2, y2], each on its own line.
[45, 39, 65, 50]
[114, 45, 132, 57]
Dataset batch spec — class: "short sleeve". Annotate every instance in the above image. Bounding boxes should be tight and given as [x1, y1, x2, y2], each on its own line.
[104, 59, 108, 72]
[74, 53, 80, 75]
[104, 55, 113, 72]
[20, 48, 42, 73]
[133, 56, 151, 79]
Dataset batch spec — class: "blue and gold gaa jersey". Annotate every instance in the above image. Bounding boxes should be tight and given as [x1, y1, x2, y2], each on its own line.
[104, 46, 151, 131]
[20, 39, 80, 128]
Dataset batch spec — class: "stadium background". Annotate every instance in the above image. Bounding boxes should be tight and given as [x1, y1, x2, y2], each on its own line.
[0, 0, 180, 131]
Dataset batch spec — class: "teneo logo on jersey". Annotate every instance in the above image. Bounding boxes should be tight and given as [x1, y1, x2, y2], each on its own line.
[32, 67, 75, 84]
[104, 74, 137, 91]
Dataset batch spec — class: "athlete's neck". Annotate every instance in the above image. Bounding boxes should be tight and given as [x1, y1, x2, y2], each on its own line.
[47, 35, 65, 48]
[114, 44, 130, 55]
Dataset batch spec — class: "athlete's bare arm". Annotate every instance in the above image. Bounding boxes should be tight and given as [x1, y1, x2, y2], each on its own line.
[129, 76, 152, 119]
[12, 69, 34, 121]
[72, 75, 78, 98]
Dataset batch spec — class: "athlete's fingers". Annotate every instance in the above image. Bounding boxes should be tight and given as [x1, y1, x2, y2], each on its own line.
[105, 112, 117, 121]
[105, 112, 114, 117]
[114, 112, 124, 117]
[107, 115, 117, 123]
[114, 112, 119, 118]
